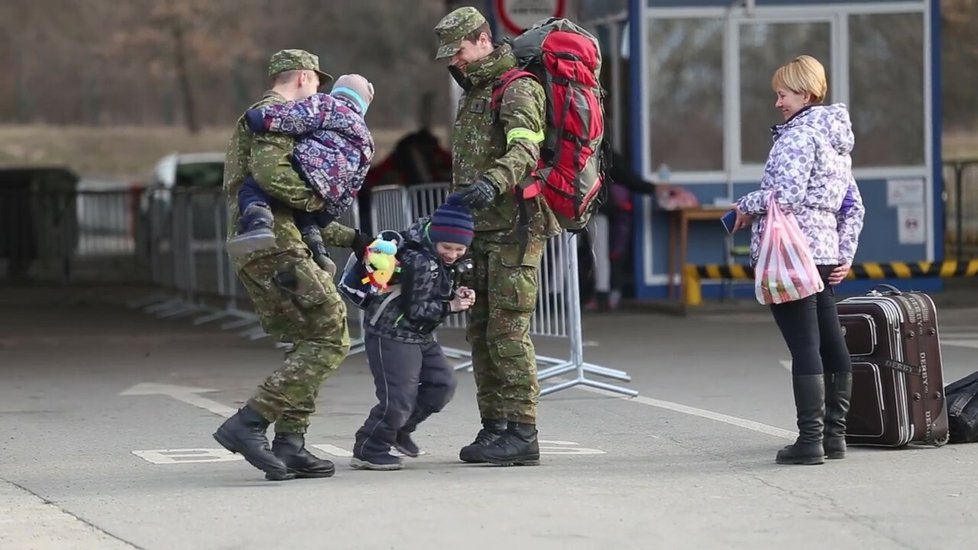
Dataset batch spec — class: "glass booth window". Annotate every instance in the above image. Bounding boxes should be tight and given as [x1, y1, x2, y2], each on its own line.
[849, 13, 924, 167]
[739, 22, 831, 165]
[647, 18, 724, 171]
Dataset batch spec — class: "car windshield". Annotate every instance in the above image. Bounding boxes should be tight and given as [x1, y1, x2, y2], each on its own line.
[175, 162, 223, 188]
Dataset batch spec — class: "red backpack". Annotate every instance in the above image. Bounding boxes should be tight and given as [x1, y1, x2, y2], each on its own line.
[490, 18, 607, 232]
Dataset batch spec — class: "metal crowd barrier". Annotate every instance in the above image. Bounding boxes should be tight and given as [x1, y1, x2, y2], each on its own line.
[369, 183, 636, 397]
[0, 185, 144, 283]
[129, 182, 636, 397]
[130, 186, 366, 350]
[943, 158, 978, 260]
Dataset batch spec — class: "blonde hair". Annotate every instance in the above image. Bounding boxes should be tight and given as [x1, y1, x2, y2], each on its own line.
[771, 55, 827, 104]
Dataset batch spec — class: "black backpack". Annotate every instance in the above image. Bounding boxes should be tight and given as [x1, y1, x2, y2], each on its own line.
[945, 372, 978, 443]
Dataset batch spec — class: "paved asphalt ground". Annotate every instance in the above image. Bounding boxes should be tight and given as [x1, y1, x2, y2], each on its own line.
[1, 287, 977, 550]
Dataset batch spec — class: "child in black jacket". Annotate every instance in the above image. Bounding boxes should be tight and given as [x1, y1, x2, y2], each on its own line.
[351, 194, 475, 470]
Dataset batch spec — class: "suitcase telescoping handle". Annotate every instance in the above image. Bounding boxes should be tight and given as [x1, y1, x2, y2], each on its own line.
[868, 284, 903, 296]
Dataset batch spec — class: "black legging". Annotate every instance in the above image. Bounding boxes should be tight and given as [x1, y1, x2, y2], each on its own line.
[769, 265, 852, 376]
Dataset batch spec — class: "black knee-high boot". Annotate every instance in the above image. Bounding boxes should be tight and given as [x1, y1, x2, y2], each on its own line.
[776, 375, 826, 465]
[823, 372, 852, 459]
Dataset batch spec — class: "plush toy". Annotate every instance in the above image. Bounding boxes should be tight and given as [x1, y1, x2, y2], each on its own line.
[361, 238, 400, 291]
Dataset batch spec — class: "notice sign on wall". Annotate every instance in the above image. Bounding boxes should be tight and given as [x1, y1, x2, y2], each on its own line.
[495, 0, 566, 35]
[898, 205, 927, 245]
[886, 178, 926, 244]
[887, 178, 925, 207]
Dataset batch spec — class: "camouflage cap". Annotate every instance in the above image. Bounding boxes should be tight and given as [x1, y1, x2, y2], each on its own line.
[267, 49, 334, 84]
[433, 7, 487, 60]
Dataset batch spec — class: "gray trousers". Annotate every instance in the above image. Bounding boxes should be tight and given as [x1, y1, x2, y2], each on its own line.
[353, 334, 458, 458]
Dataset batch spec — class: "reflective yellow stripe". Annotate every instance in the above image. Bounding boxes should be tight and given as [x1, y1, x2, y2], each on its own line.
[506, 127, 545, 144]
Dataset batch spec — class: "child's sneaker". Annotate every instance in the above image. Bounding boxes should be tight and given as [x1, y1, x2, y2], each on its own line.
[227, 203, 276, 258]
[350, 452, 403, 471]
[393, 431, 421, 458]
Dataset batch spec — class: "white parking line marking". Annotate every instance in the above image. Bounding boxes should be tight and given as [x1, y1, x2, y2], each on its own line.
[310, 444, 354, 458]
[132, 448, 243, 464]
[539, 440, 605, 455]
[120, 383, 235, 417]
[578, 386, 795, 440]
[944, 339, 978, 349]
[134, 441, 608, 464]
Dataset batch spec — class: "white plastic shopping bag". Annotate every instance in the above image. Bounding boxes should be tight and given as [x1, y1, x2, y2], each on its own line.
[754, 197, 824, 304]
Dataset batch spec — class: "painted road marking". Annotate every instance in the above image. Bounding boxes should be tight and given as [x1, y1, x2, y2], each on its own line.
[120, 383, 236, 417]
[311, 444, 353, 458]
[132, 441, 605, 464]
[132, 448, 243, 464]
[579, 386, 795, 440]
[539, 440, 605, 455]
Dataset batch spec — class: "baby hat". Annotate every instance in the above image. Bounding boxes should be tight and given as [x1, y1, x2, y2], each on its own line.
[331, 74, 374, 114]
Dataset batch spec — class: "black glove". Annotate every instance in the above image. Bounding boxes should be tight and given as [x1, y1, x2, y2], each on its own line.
[456, 178, 498, 210]
[351, 230, 373, 261]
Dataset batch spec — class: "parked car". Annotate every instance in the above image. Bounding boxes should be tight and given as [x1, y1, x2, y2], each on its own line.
[135, 152, 226, 268]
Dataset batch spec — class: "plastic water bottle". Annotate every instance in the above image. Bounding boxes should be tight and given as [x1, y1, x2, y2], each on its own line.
[657, 163, 671, 184]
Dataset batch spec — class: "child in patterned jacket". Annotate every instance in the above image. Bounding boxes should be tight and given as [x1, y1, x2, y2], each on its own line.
[226, 74, 375, 273]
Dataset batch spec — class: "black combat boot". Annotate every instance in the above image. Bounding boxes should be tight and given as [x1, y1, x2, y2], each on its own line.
[481, 422, 540, 466]
[271, 433, 335, 479]
[776, 375, 826, 465]
[395, 408, 434, 458]
[823, 372, 853, 459]
[459, 419, 507, 463]
[213, 406, 294, 481]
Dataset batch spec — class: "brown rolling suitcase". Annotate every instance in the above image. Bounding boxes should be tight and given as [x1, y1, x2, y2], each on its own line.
[837, 285, 949, 447]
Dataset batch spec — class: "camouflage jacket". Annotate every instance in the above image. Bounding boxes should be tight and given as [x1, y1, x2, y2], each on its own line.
[451, 44, 560, 239]
[224, 90, 356, 269]
[363, 218, 457, 344]
[246, 92, 375, 219]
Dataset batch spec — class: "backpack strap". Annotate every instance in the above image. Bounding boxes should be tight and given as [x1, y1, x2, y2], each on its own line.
[490, 68, 537, 113]
[368, 285, 403, 326]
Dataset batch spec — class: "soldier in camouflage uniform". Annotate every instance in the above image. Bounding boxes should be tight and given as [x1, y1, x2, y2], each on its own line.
[434, 7, 561, 466]
[213, 49, 373, 481]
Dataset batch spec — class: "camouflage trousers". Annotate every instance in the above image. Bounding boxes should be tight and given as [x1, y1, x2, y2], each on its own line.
[466, 232, 546, 424]
[237, 247, 350, 434]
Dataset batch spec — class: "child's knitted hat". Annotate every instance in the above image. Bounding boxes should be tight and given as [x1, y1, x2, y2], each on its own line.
[331, 74, 374, 114]
[430, 194, 474, 246]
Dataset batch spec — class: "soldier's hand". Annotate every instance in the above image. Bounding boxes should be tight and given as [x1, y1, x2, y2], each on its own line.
[350, 230, 373, 261]
[455, 178, 498, 210]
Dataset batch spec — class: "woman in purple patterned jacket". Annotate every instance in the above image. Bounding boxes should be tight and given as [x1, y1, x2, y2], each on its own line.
[732, 55, 865, 466]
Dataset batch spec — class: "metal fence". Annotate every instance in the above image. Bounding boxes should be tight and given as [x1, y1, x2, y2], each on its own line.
[131, 186, 368, 348]
[370, 183, 635, 396]
[943, 158, 978, 260]
[2, 180, 635, 396]
[0, 186, 144, 282]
